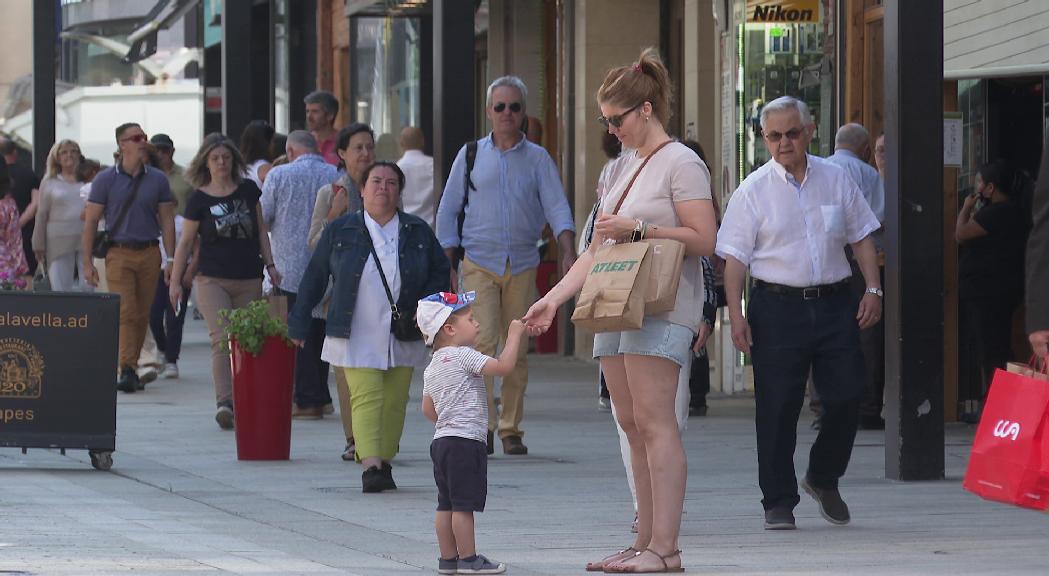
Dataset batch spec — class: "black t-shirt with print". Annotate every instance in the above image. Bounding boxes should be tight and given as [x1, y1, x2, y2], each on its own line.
[184, 180, 264, 280]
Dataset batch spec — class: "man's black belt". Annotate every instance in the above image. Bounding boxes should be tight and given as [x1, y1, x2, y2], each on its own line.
[110, 239, 159, 250]
[753, 279, 849, 300]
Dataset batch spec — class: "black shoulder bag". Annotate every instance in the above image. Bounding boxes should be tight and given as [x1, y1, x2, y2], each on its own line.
[92, 171, 146, 259]
[367, 232, 423, 342]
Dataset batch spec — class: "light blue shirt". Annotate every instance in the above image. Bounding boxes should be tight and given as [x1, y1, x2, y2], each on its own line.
[827, 149, 884, 224]
[436, 133, 575, 276]
[261, 154, 338, 293]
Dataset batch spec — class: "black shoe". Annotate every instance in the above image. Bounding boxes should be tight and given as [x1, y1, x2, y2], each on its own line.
[380, 462, 397, 491]
[810, 418, 821, 431]
[487, 430, 495, 455]
[801, 476, 850, 525]
[689, 404, 708, 417]
[116, 366, 137, 393]
[858, 415, 885, 430]
[763, 507, 796, 530]
[362, 466, 387, 493]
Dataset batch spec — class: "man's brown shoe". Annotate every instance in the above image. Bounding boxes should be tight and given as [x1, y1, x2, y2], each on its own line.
[292, 405, 323, 420]
[501, 435, 528, 455]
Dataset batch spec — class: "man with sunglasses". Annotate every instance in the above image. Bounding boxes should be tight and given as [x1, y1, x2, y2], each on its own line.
[82, 122, 177, 393]
[436, 75, 575, 456]
[716, 96, 882, 531]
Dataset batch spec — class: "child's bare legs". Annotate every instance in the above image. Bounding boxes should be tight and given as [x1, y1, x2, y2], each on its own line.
[436, 511, 477, 560]
[436, 511, 458, 559]
[452, 511, 476, 558]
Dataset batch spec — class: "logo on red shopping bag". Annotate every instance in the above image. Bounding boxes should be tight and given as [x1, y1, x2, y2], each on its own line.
[993, 420, 1021, 441]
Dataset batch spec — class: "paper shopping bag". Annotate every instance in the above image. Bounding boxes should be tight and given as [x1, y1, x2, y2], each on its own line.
[640, 238, 685, 315]
[962, 368, 1049, 511]
[572, 242, 651, 333]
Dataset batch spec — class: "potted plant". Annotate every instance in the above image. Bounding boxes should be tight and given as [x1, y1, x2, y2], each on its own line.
[220, 300, 295, 460]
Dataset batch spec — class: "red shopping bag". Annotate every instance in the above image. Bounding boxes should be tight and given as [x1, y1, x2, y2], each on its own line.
[962, 367, 1049, 511]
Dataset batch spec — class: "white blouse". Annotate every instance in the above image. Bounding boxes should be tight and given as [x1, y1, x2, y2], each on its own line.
[320, 212, 427, 370]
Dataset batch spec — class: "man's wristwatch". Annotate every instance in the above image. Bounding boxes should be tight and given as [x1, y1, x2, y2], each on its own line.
[865, 287, 884, 297]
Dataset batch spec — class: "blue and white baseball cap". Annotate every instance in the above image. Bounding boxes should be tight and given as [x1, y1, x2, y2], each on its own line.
[416, 291, 476, 345]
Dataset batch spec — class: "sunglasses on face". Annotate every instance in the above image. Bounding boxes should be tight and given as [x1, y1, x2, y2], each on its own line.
[493, 102, 522, 114]
[598, 103, 642, 129]
[763, 128, 805, 143]
[121, 134, 148, 144]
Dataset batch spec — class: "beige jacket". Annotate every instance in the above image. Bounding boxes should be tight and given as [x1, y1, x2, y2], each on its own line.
[308, 174, 362, 249]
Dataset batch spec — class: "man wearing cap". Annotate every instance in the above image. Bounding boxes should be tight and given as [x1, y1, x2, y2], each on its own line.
[82, 122, 177, 393]
[148, 134, 195, 379]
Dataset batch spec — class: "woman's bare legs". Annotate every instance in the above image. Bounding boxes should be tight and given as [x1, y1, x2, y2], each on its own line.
[605, 354, 685, 572]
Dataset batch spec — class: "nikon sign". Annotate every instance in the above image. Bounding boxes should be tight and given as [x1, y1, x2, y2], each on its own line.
[747, 0, 820, 23]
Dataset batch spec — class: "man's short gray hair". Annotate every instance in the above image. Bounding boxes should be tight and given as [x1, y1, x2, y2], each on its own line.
[759, 96, 812, 130]
[834, 123, 871, 152]
[486, 76, 528, 110]
[304, 90, 339, 117]
[287, 130, 317, 152]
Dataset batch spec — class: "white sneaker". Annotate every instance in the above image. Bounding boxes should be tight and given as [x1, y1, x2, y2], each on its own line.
[163, 363, 178, 379]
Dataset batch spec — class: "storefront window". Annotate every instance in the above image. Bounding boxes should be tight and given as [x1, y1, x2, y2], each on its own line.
[736, 0, 835, 179]
[957, 79, 985, 197]
[273, 0, 290, 134]
[55, 2, 203, 166]
[0, 0, 34, 159]
[352, 16, 422, 160]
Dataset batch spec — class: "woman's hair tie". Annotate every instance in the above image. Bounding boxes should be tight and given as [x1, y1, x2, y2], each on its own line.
[632, 63, 642, 72]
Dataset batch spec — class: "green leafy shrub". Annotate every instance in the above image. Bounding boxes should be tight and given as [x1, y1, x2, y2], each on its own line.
[219, 300, 290, 356]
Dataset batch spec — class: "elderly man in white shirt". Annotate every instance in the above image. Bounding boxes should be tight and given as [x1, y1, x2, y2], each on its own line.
[396, 127, 435, 228]
[717, 96, 882, 532]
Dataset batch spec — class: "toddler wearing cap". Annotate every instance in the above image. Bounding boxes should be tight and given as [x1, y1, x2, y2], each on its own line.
[417, 291, 526, 575]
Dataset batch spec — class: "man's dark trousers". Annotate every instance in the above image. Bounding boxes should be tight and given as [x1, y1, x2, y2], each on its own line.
[749, 284, 865, 511]
[276, 288, 333, 409]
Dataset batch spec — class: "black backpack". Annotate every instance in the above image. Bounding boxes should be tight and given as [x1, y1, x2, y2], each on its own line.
[453, 140, 478, 269]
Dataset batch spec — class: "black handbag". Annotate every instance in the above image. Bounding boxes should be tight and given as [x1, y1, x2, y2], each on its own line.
[92, 171, 145, 259]
[368, 233, 423, 342]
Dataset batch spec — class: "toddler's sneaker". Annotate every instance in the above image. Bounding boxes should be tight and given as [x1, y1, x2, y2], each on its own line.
[438, 556, 458, 575]
[458, 554, 505, 574]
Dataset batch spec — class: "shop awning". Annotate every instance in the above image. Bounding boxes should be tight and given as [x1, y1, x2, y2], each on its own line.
[945, 0, 1049, 79]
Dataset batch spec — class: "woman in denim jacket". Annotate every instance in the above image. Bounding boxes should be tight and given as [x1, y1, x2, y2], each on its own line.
[290, 161, 449, 492]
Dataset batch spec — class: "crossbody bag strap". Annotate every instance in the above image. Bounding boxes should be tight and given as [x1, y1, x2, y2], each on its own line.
[107, 169, 147, 234]
[610, 139, 674, 216]
[367, 234, 401, 320]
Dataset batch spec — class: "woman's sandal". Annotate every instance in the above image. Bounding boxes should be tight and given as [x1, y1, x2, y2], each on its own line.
[603, 549, 683, 574]
[585, 547, 640, 572]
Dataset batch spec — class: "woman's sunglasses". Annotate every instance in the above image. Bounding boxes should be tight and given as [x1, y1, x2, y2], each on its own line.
[597, 103, 642, 129]
[493, 102, 522, 114]
[121, 133, 148, 144]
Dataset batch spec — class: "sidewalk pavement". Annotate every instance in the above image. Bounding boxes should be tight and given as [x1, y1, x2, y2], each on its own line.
[1, 317, 1047, 575]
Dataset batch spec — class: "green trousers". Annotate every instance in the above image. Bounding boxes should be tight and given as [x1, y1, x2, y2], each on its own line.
[341, 367, 413, 461]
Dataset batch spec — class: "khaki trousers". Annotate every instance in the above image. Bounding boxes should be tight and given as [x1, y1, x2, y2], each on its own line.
[106, 246, 161, 370]
[194, 275, 263, 406]
[334, 368, 354, 441]
[461, 256, 536, 438]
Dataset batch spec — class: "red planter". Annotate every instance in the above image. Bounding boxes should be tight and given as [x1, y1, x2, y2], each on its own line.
[230, 336, 295, 460]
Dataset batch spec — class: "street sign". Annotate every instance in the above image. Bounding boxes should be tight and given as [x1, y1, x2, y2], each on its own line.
[0, 292, 119, 455]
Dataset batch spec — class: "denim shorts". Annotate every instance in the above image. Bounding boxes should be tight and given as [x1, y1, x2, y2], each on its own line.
[592, 317, 696, 368]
